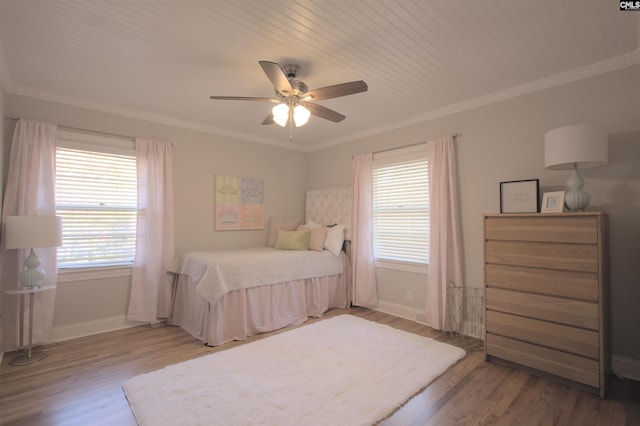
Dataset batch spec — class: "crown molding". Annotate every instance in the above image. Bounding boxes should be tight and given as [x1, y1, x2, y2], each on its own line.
[312, 48, 640, 151]
[5, 81, 308, 151]
[4, 48, 639, 153]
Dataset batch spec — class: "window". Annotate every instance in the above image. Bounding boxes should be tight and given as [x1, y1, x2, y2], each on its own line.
[372, 145, 429, 269]
[55, 131, 137, 269]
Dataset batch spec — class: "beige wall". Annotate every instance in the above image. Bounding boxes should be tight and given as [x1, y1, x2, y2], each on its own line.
[308, 65, 640, 364]
[4, 94, 308, 337]
[3, 65, 639, 369]
[0, 84, 6, 212]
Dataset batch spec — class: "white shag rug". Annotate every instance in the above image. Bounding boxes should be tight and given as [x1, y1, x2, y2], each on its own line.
[123, 315, 465, 426]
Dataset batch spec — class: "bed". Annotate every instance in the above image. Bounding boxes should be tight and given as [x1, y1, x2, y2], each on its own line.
[166, 186, 353, 346]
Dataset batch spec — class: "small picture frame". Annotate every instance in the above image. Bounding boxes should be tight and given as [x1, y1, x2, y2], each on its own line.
[500, 179, 540, 213]
[541, 191, 565, 213]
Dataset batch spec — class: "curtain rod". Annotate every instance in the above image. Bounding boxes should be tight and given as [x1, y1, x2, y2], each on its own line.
[8, 116, 176, 146]
[353, 133, 460, 158]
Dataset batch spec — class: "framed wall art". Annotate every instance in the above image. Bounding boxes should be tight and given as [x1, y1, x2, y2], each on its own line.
[499, 179, 540, 213]
[215, 175, 265, 230]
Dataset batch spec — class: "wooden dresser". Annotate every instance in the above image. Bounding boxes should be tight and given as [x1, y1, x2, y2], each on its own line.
[483, 212, 608, 398]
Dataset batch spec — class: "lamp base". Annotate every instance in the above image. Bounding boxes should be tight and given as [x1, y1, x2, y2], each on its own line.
[564, 168, 590, 211]
[19, 248, 45, 288]
[9, 350, 48, 366]
[565, 190, 590, 211]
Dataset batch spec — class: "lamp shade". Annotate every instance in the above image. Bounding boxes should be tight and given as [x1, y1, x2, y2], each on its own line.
[544, 124, 608, 170]
[272, 103, 289, 127]
[293, 104, 310, 127]
[5, 215, 62, 249]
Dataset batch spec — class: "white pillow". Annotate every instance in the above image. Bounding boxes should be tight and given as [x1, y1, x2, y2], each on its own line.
[324, 224, 345, 256]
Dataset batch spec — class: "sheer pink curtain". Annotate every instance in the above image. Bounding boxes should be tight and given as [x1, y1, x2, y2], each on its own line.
[425, 136, 463, 331]
[127, 138, 175, 322]
[0, 119, 58, 351]
[351, 153, 378, 307]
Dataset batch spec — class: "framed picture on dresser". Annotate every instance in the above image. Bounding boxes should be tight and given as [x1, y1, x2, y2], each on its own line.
[541, 191, 565, 213]
[499, 179, 540, 213]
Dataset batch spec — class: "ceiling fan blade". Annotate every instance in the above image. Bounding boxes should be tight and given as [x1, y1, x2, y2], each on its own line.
[305, 103, 346, 123]
[259, 61, 293, 96]
[209, 96, 278, 102]
[304, 80, 368, 101]
[261, 114, 274, 125]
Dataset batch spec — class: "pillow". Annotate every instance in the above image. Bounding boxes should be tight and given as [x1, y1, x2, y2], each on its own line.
[307, 226, 328, 252]
[324, 224, 345, 256]
[274, 229, 310, 251]
[306, 220, 323, 229]
[298, 221, 328, 251]
[267, 218, 301, 247]
[298, 220, 322, 230]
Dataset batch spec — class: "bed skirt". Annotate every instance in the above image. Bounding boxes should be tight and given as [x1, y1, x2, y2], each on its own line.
[168, 255, 351, 346]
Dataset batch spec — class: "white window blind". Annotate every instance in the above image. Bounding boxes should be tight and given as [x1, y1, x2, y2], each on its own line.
[373, 150, 429, 265]
[56, 147, 137, 268]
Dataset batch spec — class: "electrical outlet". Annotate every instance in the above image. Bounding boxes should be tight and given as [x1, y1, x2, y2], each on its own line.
[406, 290, 413, 302]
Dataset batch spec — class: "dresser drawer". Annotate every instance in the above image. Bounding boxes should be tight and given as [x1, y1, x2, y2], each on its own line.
[486, 288, 599, 329]
[486, 334, 599, 388]
[485, 264, 599, 301]
[486, 311, 599, 358]
[485, 240, 598, 272]
[485, 216, 598, 244]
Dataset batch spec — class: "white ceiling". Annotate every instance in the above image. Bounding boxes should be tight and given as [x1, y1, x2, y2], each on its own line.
[0, 1, 638, 151]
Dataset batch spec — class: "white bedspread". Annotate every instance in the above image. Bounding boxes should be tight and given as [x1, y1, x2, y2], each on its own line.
[168, 247, 345, 305]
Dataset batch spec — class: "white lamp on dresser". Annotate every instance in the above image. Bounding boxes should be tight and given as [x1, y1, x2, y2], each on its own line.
[544, 124, 608, 211]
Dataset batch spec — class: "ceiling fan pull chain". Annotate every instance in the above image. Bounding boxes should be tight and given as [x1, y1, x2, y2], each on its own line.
[289, 108, 294, 142]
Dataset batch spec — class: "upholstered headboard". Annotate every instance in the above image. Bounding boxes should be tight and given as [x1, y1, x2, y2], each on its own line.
[305, 186, 353, 241]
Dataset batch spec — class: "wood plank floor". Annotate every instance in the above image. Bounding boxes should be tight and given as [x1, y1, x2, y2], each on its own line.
[1, 307, 638, 425]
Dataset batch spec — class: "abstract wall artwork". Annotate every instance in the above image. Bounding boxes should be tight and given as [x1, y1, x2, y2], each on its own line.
[215, 175, 264, 230]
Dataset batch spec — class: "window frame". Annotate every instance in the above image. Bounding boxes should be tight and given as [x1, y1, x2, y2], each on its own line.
[56, 130, 137, 278]
[372, 144, 429, 274]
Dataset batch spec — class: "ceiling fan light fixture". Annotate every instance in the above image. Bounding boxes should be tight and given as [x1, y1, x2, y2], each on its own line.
[210, 61, 369, 137]
[293, 104, 311, 127]
[272, 103, 289, 127]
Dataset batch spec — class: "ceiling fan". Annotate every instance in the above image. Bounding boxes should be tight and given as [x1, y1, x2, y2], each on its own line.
[210, 61, 368, 132]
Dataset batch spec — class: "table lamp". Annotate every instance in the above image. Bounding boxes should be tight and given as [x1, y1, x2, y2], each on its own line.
[544, 124, 608, 211]
[4, 215, 63, 288]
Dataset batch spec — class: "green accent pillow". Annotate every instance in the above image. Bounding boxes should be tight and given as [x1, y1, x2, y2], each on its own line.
[274, 229, 310, 250]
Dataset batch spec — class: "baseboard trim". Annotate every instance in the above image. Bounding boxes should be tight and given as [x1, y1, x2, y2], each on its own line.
[47, 309, 640, 382]
[51, 315, 144, 342]
[611, 355, 640, 382]
[374, 300, 425, 324]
